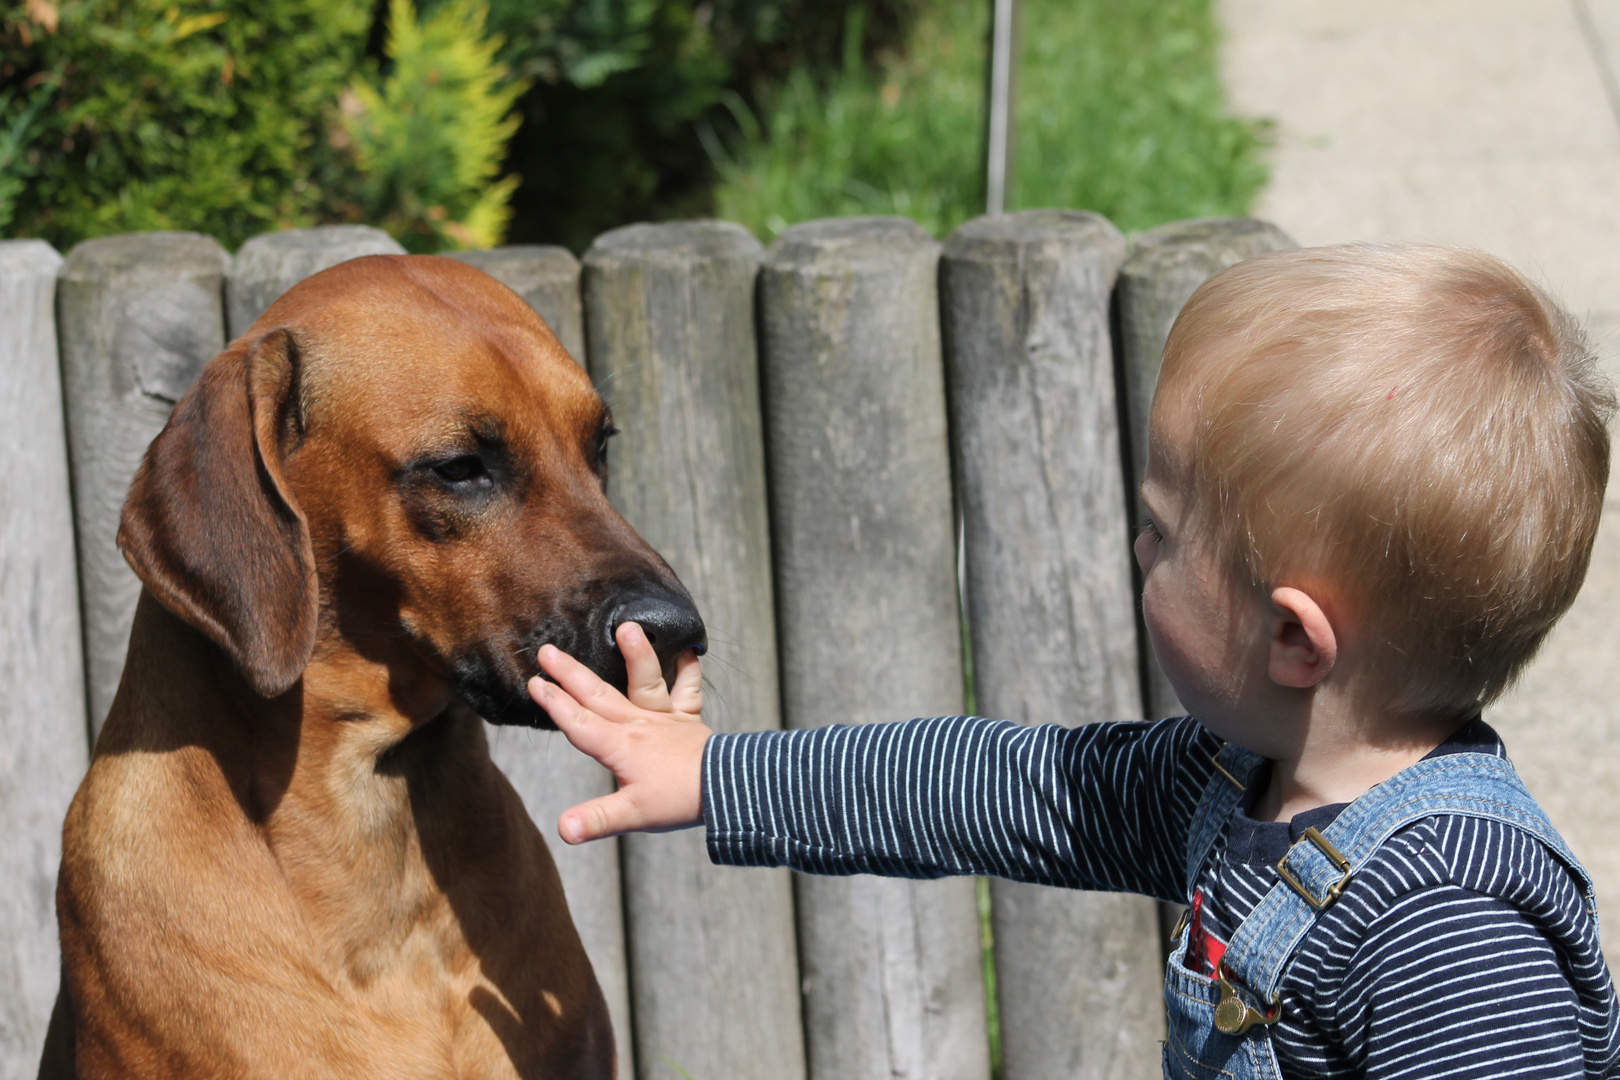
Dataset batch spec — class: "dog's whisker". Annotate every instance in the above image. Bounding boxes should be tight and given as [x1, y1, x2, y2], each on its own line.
[698, 676, 732, 728]
[694, 651, 750, 681]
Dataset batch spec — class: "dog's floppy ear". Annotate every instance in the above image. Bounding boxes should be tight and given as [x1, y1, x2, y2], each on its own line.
[119, 328, 318, 698]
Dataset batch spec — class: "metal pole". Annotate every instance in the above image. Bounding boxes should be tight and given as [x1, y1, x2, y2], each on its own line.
[985, 0, 1018, 213]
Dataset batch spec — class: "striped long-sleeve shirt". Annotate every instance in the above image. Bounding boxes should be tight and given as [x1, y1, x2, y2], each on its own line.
[702, 715, 1620, 1078]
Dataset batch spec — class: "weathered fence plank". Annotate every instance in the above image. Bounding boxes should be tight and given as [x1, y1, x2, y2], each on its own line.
[941, 210, 1161, 1079]
[759, 217, 990, 1080]
[1115, 218, 1295, 720]
[450, 246, 634, 1078]
[583, 222, 806, 1080]
[0, 241, 88, 1080]
[448, 247, 587, 361]
[57, 232, 231, 737]
[226, 225, 405, 338]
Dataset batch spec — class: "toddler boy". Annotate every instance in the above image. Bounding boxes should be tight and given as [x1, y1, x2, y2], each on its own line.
[530, 245, 1618, 1078]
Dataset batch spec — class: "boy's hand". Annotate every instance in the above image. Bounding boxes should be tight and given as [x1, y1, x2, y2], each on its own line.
[528, 622, 709, 844]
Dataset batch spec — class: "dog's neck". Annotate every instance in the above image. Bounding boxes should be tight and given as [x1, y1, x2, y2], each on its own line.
[106, 592, 518, 981]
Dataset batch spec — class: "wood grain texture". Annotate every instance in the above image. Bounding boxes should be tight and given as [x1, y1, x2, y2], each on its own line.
[455, 244, 633, 1077]
[759, 217, 989, 1080]
[583, 221, 806, 1080]
[0, 241, 88, 1080]
[942, 210, 1162, 1079]
[225, 225, 404, 338]
[1115, 217, 1295, 721]
[446, 246, 586, 361]
[56, 232, 230, 737]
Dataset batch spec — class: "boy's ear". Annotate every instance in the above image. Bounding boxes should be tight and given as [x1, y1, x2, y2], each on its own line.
[1268, 586, 1337, 689]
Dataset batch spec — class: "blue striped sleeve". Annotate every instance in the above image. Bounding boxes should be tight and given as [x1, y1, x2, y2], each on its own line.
[702, 713, 1220, 902]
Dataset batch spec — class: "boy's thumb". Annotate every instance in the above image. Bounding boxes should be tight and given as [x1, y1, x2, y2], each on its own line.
[558, 793, 636, 845]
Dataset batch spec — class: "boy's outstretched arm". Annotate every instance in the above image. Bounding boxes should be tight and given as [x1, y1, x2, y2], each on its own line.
[528, 622, 708, 844]
[532, 623, 1215, 904]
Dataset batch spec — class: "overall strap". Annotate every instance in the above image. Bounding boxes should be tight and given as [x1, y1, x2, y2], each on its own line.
[1184, 741, 1267, 900]
[1223, 752, 1596, 1002]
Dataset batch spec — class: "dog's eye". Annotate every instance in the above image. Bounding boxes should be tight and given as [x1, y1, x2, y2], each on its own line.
[431, 455, 489, 486]
[595, 424, 618, 470]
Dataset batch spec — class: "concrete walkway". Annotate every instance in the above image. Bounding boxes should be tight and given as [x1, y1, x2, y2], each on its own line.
[1220, 0, 1620, 955]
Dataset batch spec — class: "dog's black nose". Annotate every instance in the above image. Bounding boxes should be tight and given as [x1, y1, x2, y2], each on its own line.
[611, 593, 707, 666]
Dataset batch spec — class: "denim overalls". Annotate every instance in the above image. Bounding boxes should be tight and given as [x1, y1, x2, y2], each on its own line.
[1163, 743, 1598, 1079]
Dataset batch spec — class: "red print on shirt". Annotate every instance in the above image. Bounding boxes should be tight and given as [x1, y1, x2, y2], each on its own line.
[1187, 889, 1228, 978]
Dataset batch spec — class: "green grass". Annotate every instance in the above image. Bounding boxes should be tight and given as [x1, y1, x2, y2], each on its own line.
[710, 0, 1269, 239]
[1011, 0, 1270, 229]
[709, 2, 989, 238]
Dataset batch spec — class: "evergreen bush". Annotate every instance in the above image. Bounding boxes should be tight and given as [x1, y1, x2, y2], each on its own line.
[479, 0, 920, 250]
[0, 0, 369, 248]
[0, 0, 525, 252]
[329, 0, 525, 252]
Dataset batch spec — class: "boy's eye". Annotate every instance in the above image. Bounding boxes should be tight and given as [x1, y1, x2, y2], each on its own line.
[1138, 517, 1164, 543]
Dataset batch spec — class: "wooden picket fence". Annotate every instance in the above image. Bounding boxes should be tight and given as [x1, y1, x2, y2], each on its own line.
[0, 211, 1293, 1080]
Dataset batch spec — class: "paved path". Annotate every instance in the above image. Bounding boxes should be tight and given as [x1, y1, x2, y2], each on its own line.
[1220, 0, 1620, 955]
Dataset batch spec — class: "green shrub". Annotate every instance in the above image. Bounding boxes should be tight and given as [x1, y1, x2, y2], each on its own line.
[0, 0, 921, 252]
[0, 0, 524, 252]
[3, 0, 1263, 253]
[329, 0, 524, 252]
[479, 0, 921, 250]
[0, 0, 370, 249]
[0, 76, 56, 233]
[712, 3, 988, 240]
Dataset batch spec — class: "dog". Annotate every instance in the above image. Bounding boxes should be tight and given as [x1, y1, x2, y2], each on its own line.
[37, 255, 705, 1079]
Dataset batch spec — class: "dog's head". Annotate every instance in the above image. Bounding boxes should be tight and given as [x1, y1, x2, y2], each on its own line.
[117, 254, 703, 727]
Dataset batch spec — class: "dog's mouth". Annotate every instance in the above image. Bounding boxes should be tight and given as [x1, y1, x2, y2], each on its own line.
[451, 584, 706, 729]
[450, 624, 634, 730]
[453, 624, 606, 731]
[455, 663, 555, 729]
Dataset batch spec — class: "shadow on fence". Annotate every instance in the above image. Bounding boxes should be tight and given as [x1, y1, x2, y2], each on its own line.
[0, 211, 1293, 1080]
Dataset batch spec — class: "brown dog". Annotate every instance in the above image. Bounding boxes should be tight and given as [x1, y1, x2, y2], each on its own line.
[38, 255, 705, 1079]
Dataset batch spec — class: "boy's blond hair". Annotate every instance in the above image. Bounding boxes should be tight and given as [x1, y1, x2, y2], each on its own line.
[1158, 244, 1614, 717]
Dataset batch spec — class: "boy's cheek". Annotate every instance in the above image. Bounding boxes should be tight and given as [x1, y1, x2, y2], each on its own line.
[1141, 590, 1206, 713]
[1139, 591, 1178, 677]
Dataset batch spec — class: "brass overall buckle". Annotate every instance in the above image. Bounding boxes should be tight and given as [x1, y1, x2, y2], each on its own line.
[1214, 961, 1281, 1036]
[1276, 826, 1353, 910]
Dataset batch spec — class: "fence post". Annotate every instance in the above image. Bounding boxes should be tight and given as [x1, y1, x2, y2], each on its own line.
[582, 221, 806, 1080]
[0, 240, 88, 1078]
[941, 210, 1162, 1078]
[447, 247, 587, 361]
[1115, 218, 1295, 721]
[57, 232, 231, 737]
[447, 245, 633, 1078]
[759, 217, 990, 1080]
[226, 225, 404, 338]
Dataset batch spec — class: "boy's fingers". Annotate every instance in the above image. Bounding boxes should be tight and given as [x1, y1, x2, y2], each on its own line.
[538, 644, 638, 722]
[528, 678, 613, 755]
[670, 648, 703, 716]
[618, 622, 671, 712]
[558, 791, 642, 844]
